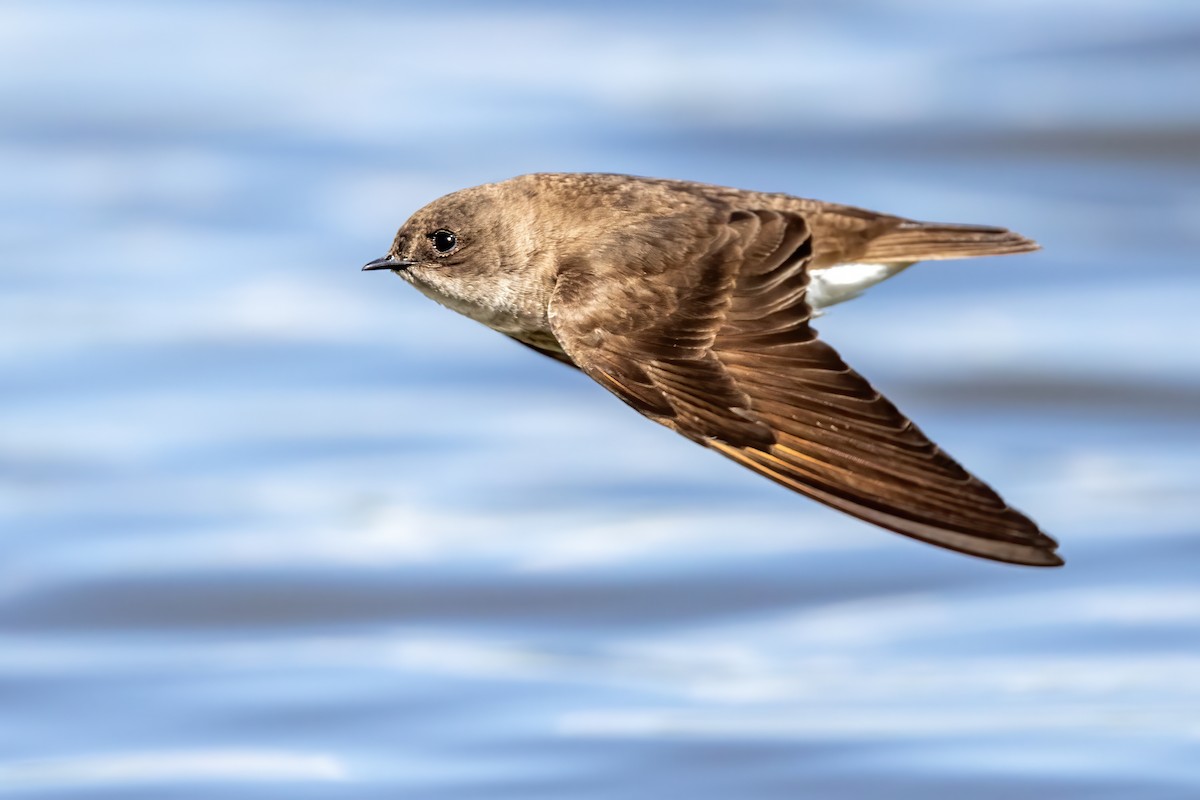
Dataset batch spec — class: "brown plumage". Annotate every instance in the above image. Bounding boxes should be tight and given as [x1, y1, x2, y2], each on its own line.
[364, 173, 1061, 567]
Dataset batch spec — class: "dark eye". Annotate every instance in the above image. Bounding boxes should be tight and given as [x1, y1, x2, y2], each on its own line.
[430, 230, 457, 253]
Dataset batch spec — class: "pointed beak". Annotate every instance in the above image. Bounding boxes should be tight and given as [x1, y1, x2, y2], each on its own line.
[362, 255, 416, 272]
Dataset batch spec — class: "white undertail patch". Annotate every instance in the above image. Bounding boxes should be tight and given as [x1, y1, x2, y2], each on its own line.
[806, 261, 915, 313]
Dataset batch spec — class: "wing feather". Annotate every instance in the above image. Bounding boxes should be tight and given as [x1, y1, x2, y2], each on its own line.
[549, 205, 1061, 566]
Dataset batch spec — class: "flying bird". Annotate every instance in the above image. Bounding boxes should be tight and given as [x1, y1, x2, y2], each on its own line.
[364, 173, 1061, 566]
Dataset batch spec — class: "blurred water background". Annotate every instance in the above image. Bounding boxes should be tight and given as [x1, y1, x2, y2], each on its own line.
[2, 1, 1199, 797]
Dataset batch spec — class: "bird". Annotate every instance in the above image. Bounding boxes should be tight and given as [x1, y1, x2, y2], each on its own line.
[363, 173, 1061, 567]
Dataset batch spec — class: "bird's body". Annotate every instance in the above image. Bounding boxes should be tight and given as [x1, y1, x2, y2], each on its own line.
[365, 173, 1062, 567]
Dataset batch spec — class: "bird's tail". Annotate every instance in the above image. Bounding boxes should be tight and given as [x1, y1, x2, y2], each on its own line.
[862, 221, 1040, 263]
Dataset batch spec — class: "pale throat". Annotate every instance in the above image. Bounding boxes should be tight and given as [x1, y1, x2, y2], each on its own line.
[408, 264, 558, 347]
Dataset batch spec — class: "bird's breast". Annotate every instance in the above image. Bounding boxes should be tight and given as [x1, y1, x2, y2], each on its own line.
[410, 274, 563, 353]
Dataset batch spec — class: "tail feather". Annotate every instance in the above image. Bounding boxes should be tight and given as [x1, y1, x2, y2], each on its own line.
[863, 222, 1040, 263]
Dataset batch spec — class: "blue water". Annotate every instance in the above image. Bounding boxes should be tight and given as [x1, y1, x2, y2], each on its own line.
[3, 1, 1199, 797]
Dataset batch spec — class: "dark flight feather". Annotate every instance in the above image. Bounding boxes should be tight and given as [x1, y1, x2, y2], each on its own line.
[548, 204, 1061, 566]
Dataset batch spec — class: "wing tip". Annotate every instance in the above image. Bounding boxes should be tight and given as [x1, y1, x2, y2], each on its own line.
[848, 506, 1065, 568]
[942, 536, 1064, 568]
[708, 440, 1064, 568]
[1000, 543, 1064, 568]
[851, 511, 1064, 568]
[848, 509, 1064, 568]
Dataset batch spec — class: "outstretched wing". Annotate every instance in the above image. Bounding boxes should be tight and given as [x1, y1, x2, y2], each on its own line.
[548, 208, 1061, 566]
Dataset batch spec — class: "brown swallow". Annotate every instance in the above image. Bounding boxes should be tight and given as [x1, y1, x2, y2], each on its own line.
[364, 173, 1061, 566]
